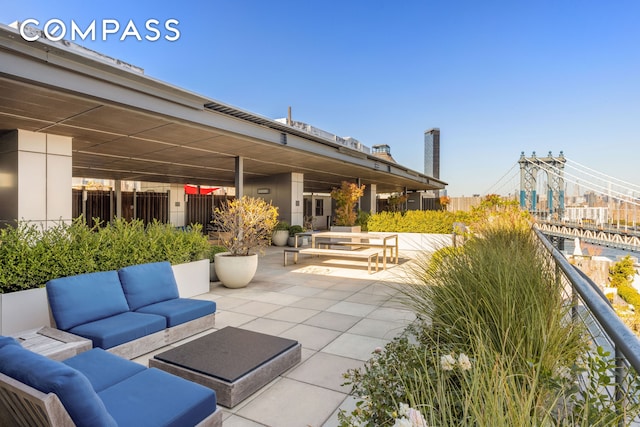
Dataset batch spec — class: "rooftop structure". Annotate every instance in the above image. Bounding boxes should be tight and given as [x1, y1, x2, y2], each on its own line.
[0, 22, 446, 227]
[371, 144, 397, 163]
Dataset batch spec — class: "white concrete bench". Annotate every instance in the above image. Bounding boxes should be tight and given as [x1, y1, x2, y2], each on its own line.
[283, 247, 380, 274]
[319, 241, 396, 259]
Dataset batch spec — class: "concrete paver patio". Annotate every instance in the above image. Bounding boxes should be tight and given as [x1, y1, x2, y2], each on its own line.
[134, 246, 420, 427]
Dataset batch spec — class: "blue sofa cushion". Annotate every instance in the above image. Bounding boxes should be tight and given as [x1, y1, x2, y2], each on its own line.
[136, 298, 216, 327]
[47, 270, 130, 331]
[0, 335, 21, 349]
[69, 312, 166, 349]
[63, 348, 146, 392]
[118, 262, 180, 311]
[99, 368, 217, 427]
[0, 339, 117, 427]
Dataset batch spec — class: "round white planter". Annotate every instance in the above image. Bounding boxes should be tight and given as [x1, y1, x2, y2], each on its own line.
[214, 252, 258, 288]
[272, 230, 289, 247]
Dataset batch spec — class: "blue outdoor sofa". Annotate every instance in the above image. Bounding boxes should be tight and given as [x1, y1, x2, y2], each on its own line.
[46, 261, 216, 360]
[0, 336, 222, 426]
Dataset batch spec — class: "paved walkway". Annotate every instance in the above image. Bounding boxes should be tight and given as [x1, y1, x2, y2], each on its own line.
[135, 246, 421, 427]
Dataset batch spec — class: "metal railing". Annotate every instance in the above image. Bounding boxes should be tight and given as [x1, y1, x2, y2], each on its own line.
[535, 228, 640, 423]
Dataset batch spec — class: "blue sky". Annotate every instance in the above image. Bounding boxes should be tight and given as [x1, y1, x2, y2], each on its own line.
[3, 1, 639, 196]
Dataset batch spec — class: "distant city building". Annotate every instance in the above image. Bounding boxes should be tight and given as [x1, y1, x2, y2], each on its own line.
[424, 128, 440, 179]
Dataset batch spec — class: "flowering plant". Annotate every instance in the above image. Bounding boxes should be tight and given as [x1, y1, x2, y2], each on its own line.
[393, 403, 428, 427]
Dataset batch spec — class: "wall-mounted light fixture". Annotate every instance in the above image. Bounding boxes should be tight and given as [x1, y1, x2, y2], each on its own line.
[257, 188, 270, 194]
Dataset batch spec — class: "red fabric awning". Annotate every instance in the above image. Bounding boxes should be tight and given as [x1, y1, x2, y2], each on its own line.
[184, 185, 219, 195]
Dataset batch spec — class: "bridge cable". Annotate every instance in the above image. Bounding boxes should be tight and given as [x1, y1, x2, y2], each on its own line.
[564, 157, 640, 193]
[483, 162, 519, 195]
[523, 157, 640, 207]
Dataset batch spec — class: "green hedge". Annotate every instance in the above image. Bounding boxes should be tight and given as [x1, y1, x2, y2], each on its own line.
[0, 218, 210, 294]
[367, 210, 464, 234]
[618, 283, 640, 310]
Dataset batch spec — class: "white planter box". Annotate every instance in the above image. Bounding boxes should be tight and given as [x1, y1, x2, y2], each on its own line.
[172, 259, 210, 298]
[0, 287, 51, 335]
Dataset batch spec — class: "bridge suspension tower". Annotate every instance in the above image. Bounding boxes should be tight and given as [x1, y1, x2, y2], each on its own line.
[519, 151, 566, 219]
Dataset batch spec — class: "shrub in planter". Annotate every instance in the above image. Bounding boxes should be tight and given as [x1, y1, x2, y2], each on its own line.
[208, 245, 228, 262]
[272, 221, 290, 247]
[367, 210, 458, 233]
[0, 218, 210, 293]
[287, 225, 305, 247]
[355, 210, 370, 231]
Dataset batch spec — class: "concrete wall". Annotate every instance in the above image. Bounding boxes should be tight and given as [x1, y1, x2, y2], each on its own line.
[361, 183, 377, 214]
[406, 192, 422, 211]
[245, 173, 304, 226]
[0, 129, 72, 228]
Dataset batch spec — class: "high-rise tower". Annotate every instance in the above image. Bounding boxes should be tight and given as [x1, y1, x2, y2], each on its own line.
[424, 128, 440, 178]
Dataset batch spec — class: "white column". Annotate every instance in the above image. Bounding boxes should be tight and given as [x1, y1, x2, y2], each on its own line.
[235, 156, 244, 199]
[290, 172, 304, 226]
[0, 129, 72, 228]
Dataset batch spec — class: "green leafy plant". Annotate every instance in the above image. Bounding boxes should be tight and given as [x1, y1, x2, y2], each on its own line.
[330, 181, 365, 226]
[213, 196, 279, 256]
[288, 225, 305, 237]
[208, 245, 228, 262]
[274, 221, 290, 231]
[0, 218, 210, 293]
[355, 210, 370, 231]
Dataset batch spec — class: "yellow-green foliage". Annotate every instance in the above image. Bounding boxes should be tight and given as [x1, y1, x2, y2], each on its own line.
[466, 194, 531, 234]
[610, 255, 636, 288]
[618, 283, 640, 309]
[367, 210, 463, 233]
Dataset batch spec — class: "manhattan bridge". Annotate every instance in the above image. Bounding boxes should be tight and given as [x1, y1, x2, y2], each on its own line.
[484, 151, 640, 252]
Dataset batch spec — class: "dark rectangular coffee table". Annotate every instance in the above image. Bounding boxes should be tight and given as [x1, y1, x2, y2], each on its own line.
[149, 326, 301, 408]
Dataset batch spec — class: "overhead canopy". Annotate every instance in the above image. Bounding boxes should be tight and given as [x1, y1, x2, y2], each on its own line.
[0, 24, 446, 194]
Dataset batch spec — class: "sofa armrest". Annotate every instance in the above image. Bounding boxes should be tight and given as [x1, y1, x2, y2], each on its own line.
[0, 371, 75, 427]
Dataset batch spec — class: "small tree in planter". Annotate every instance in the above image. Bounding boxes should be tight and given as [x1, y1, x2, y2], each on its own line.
[213, 196, 278, 288]
[330, 181, 365, 229]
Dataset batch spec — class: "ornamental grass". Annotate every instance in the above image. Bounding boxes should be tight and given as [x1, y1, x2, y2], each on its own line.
[342, 221, 640, 426]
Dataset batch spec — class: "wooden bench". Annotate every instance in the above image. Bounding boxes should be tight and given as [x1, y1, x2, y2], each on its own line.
[283, 247, 380, 274]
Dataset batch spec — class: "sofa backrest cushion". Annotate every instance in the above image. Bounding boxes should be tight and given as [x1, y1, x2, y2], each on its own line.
[0, 335, 20, 350]
[47, 270, 130, 331]
[118, 261, 180, 311]
[0, 337, 117, 427]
